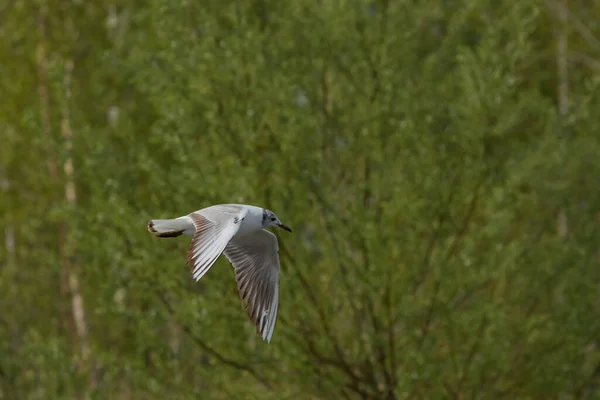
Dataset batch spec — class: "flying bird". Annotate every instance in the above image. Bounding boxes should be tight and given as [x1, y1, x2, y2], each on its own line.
[147, 204, 292, 343]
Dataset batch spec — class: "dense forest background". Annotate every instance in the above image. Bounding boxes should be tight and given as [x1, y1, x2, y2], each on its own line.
[1, 0, 600, 398]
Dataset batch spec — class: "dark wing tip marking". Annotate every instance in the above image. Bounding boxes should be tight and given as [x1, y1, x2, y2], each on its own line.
[156, 230, 184, 238]
[147, 220, 156, 233]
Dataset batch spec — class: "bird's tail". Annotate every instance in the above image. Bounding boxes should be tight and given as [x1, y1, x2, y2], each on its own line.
[147, 217, 193, 238]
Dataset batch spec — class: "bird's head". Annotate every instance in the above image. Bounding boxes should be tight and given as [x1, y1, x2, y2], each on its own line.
[263, 209, 292, 232]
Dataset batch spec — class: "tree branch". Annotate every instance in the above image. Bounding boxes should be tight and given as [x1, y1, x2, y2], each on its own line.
[154, 289, 273, 389]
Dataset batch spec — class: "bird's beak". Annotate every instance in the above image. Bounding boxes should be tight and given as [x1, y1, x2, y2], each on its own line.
[278, 224, 292, 233]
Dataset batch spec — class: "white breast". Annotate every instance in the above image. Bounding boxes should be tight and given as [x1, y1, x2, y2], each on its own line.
[234, 205, 264, 237]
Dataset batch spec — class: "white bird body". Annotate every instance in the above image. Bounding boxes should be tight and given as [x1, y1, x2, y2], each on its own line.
[147, 204, 291, 343]
[229, 204, 264, 236]
[152, 204, 265, 237]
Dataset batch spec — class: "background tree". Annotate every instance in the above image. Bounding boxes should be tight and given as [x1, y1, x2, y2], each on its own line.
[1, 0, 599, 398]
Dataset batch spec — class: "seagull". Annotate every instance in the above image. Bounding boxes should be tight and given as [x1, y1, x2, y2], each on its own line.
[147, 204, 292, 343]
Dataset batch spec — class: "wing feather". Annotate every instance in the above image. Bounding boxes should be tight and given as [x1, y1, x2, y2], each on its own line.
[186, 205, 246, 281]
[223, 229, 280, 342]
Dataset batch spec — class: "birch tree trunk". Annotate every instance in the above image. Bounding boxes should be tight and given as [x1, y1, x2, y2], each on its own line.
[61, 59, 96, 394]
[0, 173, 14, 267]
[36, 2, 73, 341]
[37, 2, 94, 394]
[556, 0, 569, 240]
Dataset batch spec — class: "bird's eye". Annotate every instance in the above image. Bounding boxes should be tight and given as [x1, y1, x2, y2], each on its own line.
[271, 217, 276, 221]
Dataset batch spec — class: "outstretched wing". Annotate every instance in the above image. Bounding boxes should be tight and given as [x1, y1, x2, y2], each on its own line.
[187, 205, 247, 281]
[223, 229, 280, 343]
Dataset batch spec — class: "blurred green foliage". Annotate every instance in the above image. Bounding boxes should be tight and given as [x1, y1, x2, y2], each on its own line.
[1, 0, 600, 398]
